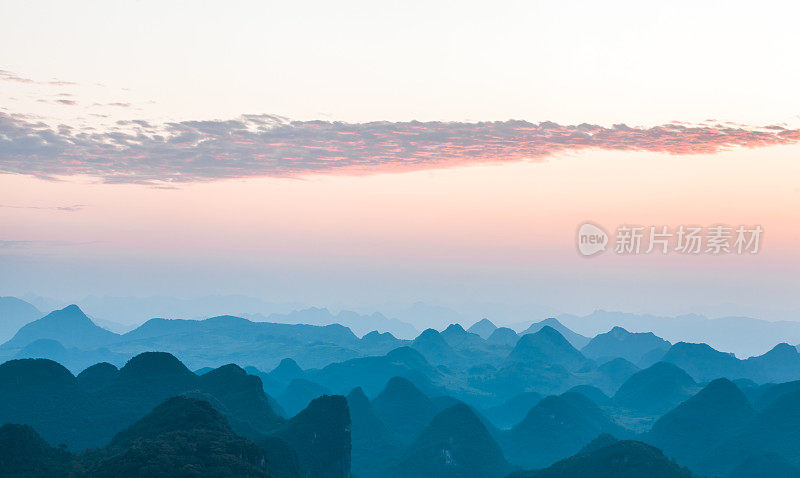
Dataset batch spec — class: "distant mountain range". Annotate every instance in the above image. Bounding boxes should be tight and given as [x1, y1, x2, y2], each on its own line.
[47, 294, 304, 327]
[250, 307, 418, 339]
[8, 298, 800, 476]
[5, 338, 800, 476]
[557, 310, 800, 358]
[5, 303, 800, 406]
[0, 304, 406, 372]
[24, 295, 420, 338]
[12, 296, 800, 356]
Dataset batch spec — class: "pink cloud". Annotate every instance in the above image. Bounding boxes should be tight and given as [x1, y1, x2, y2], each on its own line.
[1, 113, 799, 184]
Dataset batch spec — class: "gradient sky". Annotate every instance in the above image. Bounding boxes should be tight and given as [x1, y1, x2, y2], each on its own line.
[1, 0, 799, 321]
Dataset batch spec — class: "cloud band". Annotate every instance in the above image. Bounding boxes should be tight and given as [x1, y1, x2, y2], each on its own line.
[1, 113, 798, 184]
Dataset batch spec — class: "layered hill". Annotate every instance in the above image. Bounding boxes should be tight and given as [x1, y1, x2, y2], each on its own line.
[372, 376, 439, 443]
[347, 386, 402, 478]
[488, 327, 520, 346]
[269, 395, 351, 478]
[0, 396, 283, 478]
[388, 403, 512, 478]
[0, 353, 279, 448]
[467, 318, 498, 339]
[502, 392, 626, 468]
[0, 354, 352, 478]
[613, 362, 698, 416]
[2, 305, 118, 350]
[306, 346, 442, 397]
[698, 387, 800, 476]
[646, 378, 755, 469]
[521, 318, 590, 349]
[508, 435, 694, 478]
[581, 327, 670, 365]
[506, 326, 592, 372]
[483, 391, 543, 429]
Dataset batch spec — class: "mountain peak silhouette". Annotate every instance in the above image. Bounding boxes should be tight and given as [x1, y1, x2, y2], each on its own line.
[347, 386, 369, 405]
[272, 357, 303, 376]
[275, 394, 351, 478]
[378, 376, 431, 402]
[0, 357, 76, 388]
[648, 377, 755, 468]
[522, 318, 590, 349]
[385, 346, 426, 362]
[109, 396, 230, 450]
[582, 327, 670, 364]
[614, 362, 697, 415]
[467, 318, 498, 338]
[507, 326, 590, 371]
[2, 304, 118, 350]
[118, 351, 194, 383]
[510, 439, 694, 478]
[505, 392, 626, 468]
[411, 328, 457, 364]
[414, 328, 446, 343]
[578, 433, 619, 454]
[443, 323, 467, 335]
[76, 361, 119, 391]
[392, 403, 511, 478]
[372, 376, 437, 443]
[487, 326, 518, 344]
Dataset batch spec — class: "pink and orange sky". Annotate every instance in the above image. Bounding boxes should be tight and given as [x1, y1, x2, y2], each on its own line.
[1, 0, 799, 321]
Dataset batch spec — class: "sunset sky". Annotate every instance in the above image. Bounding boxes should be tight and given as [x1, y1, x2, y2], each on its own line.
[1, 0, 799, 320]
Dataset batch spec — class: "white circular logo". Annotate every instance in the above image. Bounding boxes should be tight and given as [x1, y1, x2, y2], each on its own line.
[577, 223, 608, 256]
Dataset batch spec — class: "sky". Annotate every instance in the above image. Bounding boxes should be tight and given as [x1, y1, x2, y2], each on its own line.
[1, 0, 799, 322]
